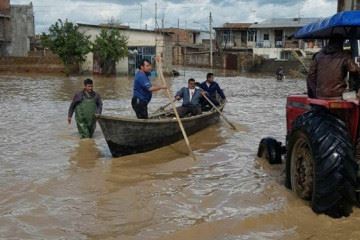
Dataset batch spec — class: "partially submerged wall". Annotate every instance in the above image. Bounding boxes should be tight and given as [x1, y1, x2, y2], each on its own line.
[0, 56, 65, 73]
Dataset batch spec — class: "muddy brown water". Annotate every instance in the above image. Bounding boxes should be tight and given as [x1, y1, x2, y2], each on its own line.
[1, 70, 360, 240]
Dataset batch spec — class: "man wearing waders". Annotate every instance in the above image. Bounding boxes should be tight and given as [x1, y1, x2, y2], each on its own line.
[68, 79, 103, 138]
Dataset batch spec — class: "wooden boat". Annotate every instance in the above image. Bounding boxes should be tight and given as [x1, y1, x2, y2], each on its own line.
[96, 105, 224, 157]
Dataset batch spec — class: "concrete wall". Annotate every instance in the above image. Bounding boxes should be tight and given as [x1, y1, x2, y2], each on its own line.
[6, 4, 35, 57]
[249, 58, 304, 75]
[186, 53, 210, 67]
[78, 25, 172, 74]
[253, 47, 283, 59]
[196, 32, 210, 45]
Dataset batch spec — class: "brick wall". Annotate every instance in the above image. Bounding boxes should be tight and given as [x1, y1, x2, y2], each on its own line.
[0, 55, 66, 73]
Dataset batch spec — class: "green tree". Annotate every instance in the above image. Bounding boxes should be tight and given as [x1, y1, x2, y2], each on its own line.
[92, 28, 128, 75]
[41, 19, 91, 75]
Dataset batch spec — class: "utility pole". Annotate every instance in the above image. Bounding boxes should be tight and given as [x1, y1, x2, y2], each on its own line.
[155, 1, 158, 30]
[177, 18, 180, 44]
[139, 3, 143, 29]
[209, 11, 213, 69]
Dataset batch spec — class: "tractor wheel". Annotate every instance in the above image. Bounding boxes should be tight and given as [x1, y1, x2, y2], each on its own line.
[286, 110, 358, 218]
[257, 137, 282, 164]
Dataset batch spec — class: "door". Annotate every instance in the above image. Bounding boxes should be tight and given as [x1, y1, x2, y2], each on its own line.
[275, 30, 283, 47]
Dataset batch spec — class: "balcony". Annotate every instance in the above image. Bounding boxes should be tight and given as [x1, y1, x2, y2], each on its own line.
[256, 40, 300, 49]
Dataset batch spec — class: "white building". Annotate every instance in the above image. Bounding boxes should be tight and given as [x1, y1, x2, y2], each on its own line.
[250, 18, 322, 60]
[78, 23, 172, 74]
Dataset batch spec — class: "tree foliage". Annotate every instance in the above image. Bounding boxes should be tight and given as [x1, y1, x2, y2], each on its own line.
[92, 28, 128, 75]
[41, 19, 91, 74]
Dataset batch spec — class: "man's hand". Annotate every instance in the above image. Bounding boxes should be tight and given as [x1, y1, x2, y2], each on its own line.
[201, 91, 207, 97]
[68, 117, 72, 124]
[175, 95, 181, 100]
[161, 85, 168, 90]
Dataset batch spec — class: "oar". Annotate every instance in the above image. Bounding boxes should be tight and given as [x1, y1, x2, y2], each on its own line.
[152, 99, 176, 115]
[203, 94, 237, 130]
[156, 57, 196, 160]
[291, 50, 309, 73]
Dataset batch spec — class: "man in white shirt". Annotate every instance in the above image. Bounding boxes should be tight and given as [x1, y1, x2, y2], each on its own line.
[175, 78, 204, 117]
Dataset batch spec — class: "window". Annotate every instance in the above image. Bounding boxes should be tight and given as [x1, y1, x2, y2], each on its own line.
[248, 30, 257, 42]
[264, 33, 269, 41]
[281, 51, 292, 60]
[223, 30, 232, 43]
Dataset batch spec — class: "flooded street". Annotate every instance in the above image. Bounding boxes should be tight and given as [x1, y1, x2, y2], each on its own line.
[1, 70, 360, 240]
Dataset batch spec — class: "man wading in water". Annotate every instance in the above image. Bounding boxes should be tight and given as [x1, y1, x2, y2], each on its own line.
[68, 79, 103, 138]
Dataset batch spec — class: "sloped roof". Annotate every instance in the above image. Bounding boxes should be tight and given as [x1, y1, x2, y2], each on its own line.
[250, 18, 321, 29]
[77, 23, 172, 35]
[158, 28, 202, 33]
[214, 23, 252, 30]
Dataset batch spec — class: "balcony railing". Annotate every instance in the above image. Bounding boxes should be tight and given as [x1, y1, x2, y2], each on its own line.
[256, 40, 300, 49]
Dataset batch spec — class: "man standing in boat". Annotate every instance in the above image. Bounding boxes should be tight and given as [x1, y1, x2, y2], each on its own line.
[68, 78, 103, 139]
[175, 78, 204, 117]
[132, 59, 167, 119]
[200, 73, 226, 107]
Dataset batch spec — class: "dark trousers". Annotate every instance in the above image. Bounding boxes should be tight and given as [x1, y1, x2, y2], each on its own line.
[176, 105, 202, 118]
[132, 97, 148, 119]
[200, 96, 220, 111]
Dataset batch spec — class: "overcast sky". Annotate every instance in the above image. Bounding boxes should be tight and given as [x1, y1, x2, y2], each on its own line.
[12, 0, 337, 33]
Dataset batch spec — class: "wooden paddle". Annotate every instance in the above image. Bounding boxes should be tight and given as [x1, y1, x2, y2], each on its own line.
[203, 94, 237, 130]
[151, 99, 176, 115]
[291, 50, 309, 73]
[156, 56, 196, 160]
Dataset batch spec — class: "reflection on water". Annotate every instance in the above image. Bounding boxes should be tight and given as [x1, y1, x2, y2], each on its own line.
[1, 71, 360, 239]
[69, 139, 100, 169]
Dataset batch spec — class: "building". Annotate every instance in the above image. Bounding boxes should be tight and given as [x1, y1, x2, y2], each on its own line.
[0, 0, 11, 56]
[159, 27, 210, 45]
[338, 0, 360, 11]
[213, 18, 323, 60]
[0, 0, 35, 57]
[158, 28, 210, 66]
[214, 23, 253, 50]
[250, 18, 322, 60]
[77, 23, 172, 74]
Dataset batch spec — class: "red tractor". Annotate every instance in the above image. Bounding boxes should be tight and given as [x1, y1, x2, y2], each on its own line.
[258, 11, 360, 218]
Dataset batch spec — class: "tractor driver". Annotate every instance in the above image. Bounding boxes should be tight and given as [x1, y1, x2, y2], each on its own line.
[307, 34, 360, 99]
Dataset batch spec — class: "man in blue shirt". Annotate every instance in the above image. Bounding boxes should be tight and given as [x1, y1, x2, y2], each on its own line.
[200, 73, 226, 107]
[132, 59, 167, 119]
[175, 78, 205, 117]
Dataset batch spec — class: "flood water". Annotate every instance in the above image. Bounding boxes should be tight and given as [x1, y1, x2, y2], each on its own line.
[1, 70, 360, 240]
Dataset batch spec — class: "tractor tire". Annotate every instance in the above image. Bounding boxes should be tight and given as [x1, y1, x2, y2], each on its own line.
[286, 110, 358, 218]
[257, 137, 282, 164]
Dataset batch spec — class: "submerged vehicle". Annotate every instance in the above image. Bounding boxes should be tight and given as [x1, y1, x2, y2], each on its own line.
[258, 11, 360, 218]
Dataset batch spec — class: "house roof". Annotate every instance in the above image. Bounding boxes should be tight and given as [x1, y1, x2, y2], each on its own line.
[77, 23, 171, 35]
[250, 18, 321, 29]
[158, 27, 203, 33]
[214, 23, 252, 30]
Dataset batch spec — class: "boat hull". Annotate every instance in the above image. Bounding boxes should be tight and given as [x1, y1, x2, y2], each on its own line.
[96, 111, 221, 157]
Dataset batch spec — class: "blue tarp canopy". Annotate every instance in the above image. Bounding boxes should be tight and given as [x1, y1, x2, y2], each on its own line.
[294, 11, 360, 39]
